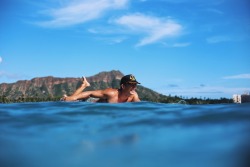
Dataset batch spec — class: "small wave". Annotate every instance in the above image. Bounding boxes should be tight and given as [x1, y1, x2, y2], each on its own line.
[1, 102, 250, 167]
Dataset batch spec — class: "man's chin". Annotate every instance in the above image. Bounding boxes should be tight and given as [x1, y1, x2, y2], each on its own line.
[130, 90, 136, 94]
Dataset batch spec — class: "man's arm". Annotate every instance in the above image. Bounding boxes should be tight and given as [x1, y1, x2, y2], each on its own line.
[76, 90, 107, 100]
[65, 90, 107, 101]
[132, 92, 140, 102]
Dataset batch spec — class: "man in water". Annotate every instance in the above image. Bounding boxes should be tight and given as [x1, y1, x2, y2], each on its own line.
[61, 74, 141, 103]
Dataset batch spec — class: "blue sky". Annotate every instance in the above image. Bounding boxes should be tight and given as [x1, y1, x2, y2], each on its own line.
[0, 0, 249, 99]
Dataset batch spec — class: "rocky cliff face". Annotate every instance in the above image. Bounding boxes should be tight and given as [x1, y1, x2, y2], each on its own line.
[0, 70, 164, 102]
[87, 70, 123, 83]
[0, 70, 125, 99]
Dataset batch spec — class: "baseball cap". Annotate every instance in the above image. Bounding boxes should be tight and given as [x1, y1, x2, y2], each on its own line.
[120, 74, 141, 85]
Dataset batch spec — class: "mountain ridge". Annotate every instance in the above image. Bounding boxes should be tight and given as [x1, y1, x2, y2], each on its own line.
[0, 70, 233, 104]
[0, 70, 166, 102]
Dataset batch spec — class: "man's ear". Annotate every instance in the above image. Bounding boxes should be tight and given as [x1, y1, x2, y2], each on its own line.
[121, 84, 125, 89]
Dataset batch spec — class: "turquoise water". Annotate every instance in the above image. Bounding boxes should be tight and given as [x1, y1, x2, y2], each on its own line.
[0, 102, 249, 167]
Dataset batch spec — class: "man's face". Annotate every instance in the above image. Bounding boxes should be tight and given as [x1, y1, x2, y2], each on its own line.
[124, 83, 137, 94]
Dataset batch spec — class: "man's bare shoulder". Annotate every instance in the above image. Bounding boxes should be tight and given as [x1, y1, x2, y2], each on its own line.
[103, 88, 118, 96]
[131, 91, 140, 102]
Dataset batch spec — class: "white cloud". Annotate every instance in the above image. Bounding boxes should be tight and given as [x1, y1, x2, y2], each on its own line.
[0, 71, 29, 83]
[223, 74, 250, 79]
[94, 36, 127, 44]
[0, 71, 18, 79]
[157, 85, 250, 99]
[38, 0, 129, 27]
[172, 42, 191, 47]
[0, 57, 2, 63]
[36, 1, 184, 46]
[206, 35, 231, 43]
[114, 13, 183, 46]
[205, 8, 224, 15]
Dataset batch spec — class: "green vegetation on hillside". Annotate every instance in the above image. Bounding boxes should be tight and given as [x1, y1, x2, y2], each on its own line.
[0, 81, 233, 104]
[0, 70, 233, 104]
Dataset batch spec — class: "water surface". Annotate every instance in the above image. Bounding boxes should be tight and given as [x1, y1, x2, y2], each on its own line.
[0, 102, 249, 167]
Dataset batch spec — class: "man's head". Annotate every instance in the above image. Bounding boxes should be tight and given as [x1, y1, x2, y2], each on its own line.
[120, 74, 140, 86]
[120, 74, 140, 95]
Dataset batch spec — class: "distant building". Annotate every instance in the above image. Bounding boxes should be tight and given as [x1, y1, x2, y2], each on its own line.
[233, 93, 250, 103]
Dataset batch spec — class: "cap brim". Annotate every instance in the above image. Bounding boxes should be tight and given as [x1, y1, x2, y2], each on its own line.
[128, 81, 140, 84]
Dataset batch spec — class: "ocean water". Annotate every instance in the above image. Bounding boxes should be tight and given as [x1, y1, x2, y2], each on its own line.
[0, 102, 249, 167]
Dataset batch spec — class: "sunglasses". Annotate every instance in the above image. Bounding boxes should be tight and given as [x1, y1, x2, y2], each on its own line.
[126, 82, 137, 86]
